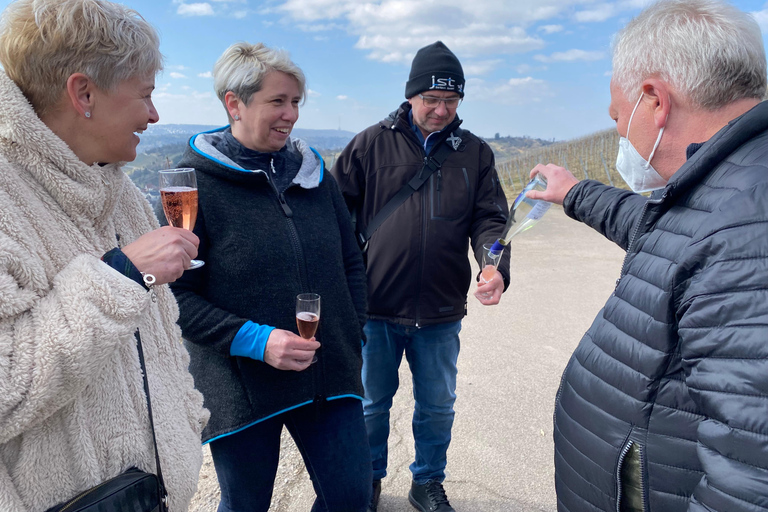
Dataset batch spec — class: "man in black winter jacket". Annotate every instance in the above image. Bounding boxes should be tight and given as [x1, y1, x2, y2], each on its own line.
[331, 41, 510, 512]
[526, 1, 768, 511]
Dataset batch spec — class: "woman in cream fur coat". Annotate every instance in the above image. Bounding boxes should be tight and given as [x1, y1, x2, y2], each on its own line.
[0, 0, 208, 511]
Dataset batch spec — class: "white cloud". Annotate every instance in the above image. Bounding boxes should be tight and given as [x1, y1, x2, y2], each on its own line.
[466, 75, 551, 105]
[308, 89, 322, 97]
[538, 24, 563, 34]
[169, 72, 187, 79]
[177, 3, 215, 16]
[167, 65, 188, 71]
[752, 8, 768, 34]
[275, 0, 633, 64]
[534, 49, 605, 63]
[573, 4, 616, 22]
[463, 59, 503, 76]
[198, 71, 213, 78]
[233, 10, 248, 18]
[516, 63, 532, 74]
[297, 22, 346, 32]
[336, 95, 348, 100]
[153, 89, 226, 125]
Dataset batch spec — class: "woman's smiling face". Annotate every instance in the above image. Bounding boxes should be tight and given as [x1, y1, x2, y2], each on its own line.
[88, 73, 159, 163]
[229, 71, 302, 153]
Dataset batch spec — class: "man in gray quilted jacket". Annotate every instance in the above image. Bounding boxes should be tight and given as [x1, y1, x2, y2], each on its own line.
[527, 1, 768, 511]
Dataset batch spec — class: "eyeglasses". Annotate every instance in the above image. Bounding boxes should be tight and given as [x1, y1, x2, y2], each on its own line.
[418, 94, 462, 109]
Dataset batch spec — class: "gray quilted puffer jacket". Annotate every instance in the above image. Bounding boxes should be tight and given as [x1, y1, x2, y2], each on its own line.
[554, 101, 768, 512]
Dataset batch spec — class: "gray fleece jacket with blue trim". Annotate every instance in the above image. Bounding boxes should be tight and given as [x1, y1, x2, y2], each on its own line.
[169, 128, 368, 443]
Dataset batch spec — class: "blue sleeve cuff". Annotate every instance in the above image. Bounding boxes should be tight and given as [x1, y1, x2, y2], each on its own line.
[102, 247, 147, 290]
[230, 321, 275, 362]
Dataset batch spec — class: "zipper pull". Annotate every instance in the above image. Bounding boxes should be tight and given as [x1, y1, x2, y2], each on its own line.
[437, 170, 442, 191]
[270, 158, 276, 174]
[278, 193, 293, 217]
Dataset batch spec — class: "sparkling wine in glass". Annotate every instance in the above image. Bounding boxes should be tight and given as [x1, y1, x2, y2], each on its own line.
[159, 168, 204, 269]
[478, 243, 501, 299]
[296, 293, 320, 363]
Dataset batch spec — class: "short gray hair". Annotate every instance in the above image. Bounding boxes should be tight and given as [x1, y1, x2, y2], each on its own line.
[0, 0, 162, 116]
[612, 0, 766, 109]
[213, 42, 306, 123]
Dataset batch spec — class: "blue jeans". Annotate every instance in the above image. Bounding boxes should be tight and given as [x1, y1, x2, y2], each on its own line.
[209, 398, 372, 512]
[362, 319, 461, 484]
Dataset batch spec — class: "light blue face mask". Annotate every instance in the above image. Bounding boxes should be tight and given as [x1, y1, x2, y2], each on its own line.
[615, 92, 668, 193]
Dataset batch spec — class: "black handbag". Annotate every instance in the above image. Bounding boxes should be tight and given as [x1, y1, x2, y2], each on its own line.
[46, 330, 169, 512]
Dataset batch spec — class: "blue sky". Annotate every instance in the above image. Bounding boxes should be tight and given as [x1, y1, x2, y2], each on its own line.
[2, 0, 767, 140]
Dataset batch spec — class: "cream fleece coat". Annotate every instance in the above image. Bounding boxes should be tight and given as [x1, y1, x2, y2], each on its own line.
[0, 72, 208, 511]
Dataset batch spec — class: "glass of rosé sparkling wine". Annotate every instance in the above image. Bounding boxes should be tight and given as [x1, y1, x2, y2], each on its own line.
[296, 293, 320, 364]
[159, 168, 204, 269]
[479, 243, 501, 299]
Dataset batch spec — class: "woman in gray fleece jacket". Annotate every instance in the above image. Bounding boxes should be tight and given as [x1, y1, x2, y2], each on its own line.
[0, 1, 208, 511]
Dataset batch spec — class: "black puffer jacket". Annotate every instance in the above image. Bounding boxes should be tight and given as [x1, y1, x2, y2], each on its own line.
[554, 102, 768, 511]
[332, 102, 510, 326]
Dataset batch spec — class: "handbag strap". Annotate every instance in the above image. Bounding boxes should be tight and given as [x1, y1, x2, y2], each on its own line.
[134, 329, 168, 510]
[356, 133, 459, 250]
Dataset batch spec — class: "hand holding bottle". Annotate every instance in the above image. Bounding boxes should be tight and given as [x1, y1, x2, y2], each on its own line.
[526, 164, 579, 205]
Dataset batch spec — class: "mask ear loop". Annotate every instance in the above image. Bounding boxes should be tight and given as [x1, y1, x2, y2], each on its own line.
[645, 116, 667, 170]
[626, 92, 645, 140]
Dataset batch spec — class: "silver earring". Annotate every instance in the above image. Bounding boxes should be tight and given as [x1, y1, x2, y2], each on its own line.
[234, 114, 240, 121]
[85, 112, 91, 118]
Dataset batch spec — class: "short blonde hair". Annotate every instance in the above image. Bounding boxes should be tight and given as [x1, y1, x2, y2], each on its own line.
[0, 0, 163, 115]
[213, 42, 306, 123]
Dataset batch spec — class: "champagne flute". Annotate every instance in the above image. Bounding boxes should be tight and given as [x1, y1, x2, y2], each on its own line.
[296, 293, 320, 364]
[159, 168, 204, 269]
[479, 243, 501, 299]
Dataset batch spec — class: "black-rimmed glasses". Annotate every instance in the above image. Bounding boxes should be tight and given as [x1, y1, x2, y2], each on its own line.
[418, 94, 462, 109]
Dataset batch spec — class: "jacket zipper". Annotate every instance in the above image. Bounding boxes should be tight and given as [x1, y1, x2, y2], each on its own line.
[615, 439, 648, 512]
[268, 167, 320, 394]
[391, 119, 459, 328]
[615, 192, 667, 290]
[638, 444, 648, 512]
[268, 174, 309, 291]
[415, 160, 429, 327]
[616, 440, 633, 512]
[436, 169, 442, 216]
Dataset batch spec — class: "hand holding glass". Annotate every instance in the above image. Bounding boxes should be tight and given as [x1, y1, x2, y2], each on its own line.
[159, 168, 204, 269]
[479, 243, 501, 299]
[296, 293, 320, 363]
[480, 243, 501, 283]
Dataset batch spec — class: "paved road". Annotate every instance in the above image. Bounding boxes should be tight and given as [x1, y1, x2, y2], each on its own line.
[189, 207, 626, 512]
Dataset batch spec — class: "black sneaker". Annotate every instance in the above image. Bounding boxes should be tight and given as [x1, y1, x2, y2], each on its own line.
[408, 480, 455, 512]
[367, 479, 382, 512]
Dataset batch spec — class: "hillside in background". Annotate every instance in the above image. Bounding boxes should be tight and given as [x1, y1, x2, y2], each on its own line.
[126, 124, 557, 192]
[126, 124, 358, 191]
[496, 127, 623, 194]
[482, 134, 557, 161]
[134, 124, 358, 154]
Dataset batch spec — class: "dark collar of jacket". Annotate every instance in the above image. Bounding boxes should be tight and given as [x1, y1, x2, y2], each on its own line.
[187, 126, 324, 190]
[381, 101, 464, 152]
[661, 101, 768, 203]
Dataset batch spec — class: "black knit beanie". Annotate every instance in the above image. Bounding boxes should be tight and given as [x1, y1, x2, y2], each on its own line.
[405, 41, 465, 99]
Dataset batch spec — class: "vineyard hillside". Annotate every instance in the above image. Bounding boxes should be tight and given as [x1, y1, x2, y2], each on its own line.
[123, 123, 623, 206]
[495, 128, 623, 196]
